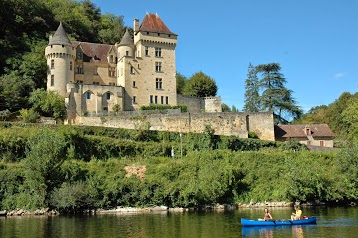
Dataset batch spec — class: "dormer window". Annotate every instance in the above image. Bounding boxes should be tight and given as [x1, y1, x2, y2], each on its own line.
[77, 52, 82, 60]
[110, 55, 114, 63]
[305, 127, 311, 136]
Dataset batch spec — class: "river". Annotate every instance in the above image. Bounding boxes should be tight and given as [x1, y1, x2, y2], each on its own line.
[0, 206, 357, 237]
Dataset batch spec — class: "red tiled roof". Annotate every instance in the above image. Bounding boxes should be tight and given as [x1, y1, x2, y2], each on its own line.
[139, 13, 176, 35]
[275, 124, 334, 139]
[72, 41, 116, 63]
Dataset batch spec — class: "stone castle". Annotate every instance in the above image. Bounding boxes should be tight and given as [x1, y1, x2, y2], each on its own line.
[45, 13, 275, 141]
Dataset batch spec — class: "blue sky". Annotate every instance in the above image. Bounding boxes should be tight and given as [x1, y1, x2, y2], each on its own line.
[90, 0, 358, 112]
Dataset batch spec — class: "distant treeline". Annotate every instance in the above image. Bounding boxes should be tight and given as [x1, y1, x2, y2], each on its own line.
[0, 124, 357, 213]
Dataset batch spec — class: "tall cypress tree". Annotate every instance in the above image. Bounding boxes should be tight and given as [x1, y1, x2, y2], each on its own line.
[243, 63, 261, 112]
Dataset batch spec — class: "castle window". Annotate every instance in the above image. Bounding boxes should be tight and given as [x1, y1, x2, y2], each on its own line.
[133, 81, 136, 87]
[130, 66, 134, 74]
[94, 67, 98, 75]
[77, 52, 82, 60]
[166, 96, 169, 104]
[76, 65, 83, 74]
[155, 62, 162, 72]
[110, 55, 114, 63]
[155, 96, 158, 104]
[51, 75, 54, 86]
[156, 78, 162, 89]
[108, 67, 116, 77]
[161, 96, 164, 104]
[70, 61, 73, 70]
[109, 82, 116, 86]
[51, 60, 54, 69]
[150, 95, 153, 104]
[133, 96, 136, 104]
[86, 92, 91, 99]
[155, 48, 162, 57]
[145, 47, 149, 56]
[126, 51, 129, 56]
[158, 33, 160, 36]
[106, 92, 111, 100]
[93, 82, 99, 85]
[168, 34, 171, 38]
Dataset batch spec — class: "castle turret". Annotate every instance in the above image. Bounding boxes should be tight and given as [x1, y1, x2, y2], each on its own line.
[117, 29, 135, 88]
[45, 22, 75, 97]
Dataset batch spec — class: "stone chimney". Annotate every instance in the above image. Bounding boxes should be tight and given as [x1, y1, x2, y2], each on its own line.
[133, 18, 139, 32]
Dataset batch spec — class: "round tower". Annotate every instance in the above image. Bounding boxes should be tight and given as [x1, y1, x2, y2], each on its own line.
[117, 29, 135, 59]
[45, 22, 75, 97]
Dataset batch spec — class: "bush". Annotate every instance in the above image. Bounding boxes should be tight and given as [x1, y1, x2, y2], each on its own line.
[18, 108, 40, 123]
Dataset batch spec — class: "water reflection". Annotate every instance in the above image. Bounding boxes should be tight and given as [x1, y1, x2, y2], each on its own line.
[1, 207, 358, 238]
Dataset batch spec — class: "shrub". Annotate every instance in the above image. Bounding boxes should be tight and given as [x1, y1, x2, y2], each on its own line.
[18, 108, 40, 123]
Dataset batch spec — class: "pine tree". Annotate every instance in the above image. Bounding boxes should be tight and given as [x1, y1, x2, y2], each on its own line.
[243, 63, 261, 112]
[255, 63, 302, 123]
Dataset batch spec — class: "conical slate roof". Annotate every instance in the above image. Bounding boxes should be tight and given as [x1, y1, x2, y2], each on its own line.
[118, 29, 133, 46]
[49, 22, 72, 46]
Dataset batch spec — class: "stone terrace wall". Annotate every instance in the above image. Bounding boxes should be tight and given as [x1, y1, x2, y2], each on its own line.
[78, 112, 275, 140]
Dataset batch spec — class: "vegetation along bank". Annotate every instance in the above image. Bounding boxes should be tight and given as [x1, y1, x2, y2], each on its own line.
[0, 123, 357, 215]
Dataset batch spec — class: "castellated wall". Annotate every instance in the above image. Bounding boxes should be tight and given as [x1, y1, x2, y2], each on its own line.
[78, 112, 275, 141]
[177, 95, 222, 113]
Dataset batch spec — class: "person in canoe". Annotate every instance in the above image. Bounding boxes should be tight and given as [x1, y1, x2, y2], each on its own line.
[258, 208, 273, 221]
[291, 205, 302, 220]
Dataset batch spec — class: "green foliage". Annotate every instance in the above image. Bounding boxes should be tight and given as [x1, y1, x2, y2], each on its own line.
[221, 103, 231, 112]
[182, 71, 218, 97]
[335, 145, 358, 200]
[0, 110, 11, 121]
[293, 92, 358, 143]
[50, 181, 98, 212]
[280, 138, 307, 151]
[140, 104, 187, 112]
[18, 108, 40, 123]
[29, 89, 66, 120]
[112, 104, 121, 113]
[244, 63, 302, 123]
[243, 63, 261, 112]
[176, 72, 187, 94]
[0, 72, 35, 110]
[24, 128, 69, 208]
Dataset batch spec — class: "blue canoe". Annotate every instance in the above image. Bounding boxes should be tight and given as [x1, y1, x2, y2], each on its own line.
[241, 217, 317, 226]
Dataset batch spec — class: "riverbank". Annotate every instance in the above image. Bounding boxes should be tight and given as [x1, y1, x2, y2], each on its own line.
[3, 201, 318, 217]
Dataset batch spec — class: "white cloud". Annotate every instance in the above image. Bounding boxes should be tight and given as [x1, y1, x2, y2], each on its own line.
[334, 72, 344, 78]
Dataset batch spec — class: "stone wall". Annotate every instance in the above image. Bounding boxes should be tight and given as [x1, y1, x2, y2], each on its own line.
[78, 112, 275, 140]
[177, 95, 222, 113]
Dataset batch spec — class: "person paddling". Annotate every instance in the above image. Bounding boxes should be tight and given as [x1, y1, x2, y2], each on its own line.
[291, 205, 302, 220]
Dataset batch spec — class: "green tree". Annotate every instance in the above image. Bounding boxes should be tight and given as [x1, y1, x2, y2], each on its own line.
[222, 103, 231, 112]
[243, 63, 261, 112]
[176, 72, 187, 94]
[24, 128, 68, 208]
[29, 89, 66, 120]
[231, 105, 239, 112]
[182, 71, 218, 97]
[0, 72, 35, 110]
[342, 94, 358, 142]
[256, 63, 302, 123]
[98, 14, 125, 44]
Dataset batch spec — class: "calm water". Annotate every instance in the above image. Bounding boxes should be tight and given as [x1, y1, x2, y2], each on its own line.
[0, 206, 357, 238]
